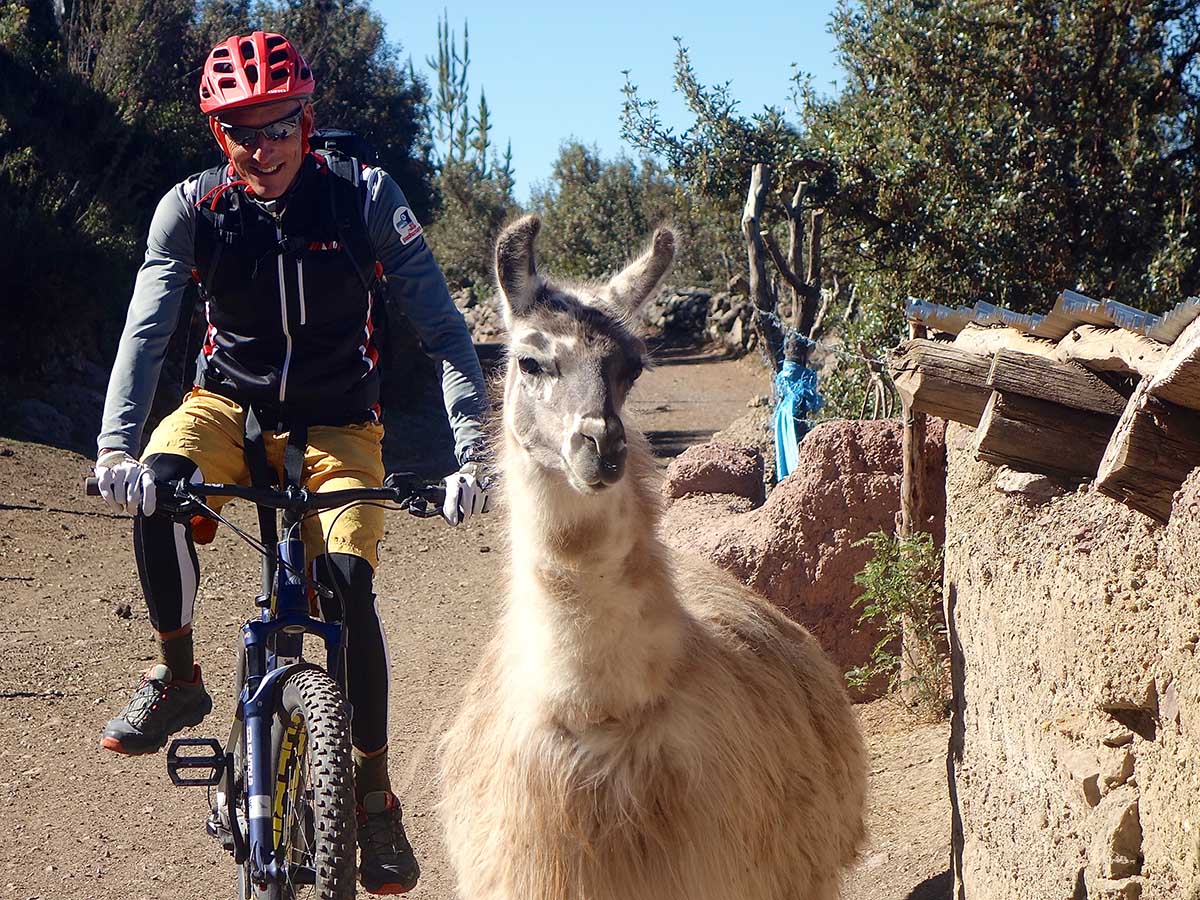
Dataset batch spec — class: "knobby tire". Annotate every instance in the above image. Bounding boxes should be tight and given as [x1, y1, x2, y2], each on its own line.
[239, 665, 357, 900]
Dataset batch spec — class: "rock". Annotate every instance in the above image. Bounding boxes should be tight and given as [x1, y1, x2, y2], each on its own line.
[7, 399, 73, 447]
[994, 467, 1068, 501]
[1090, 787, 1142, 879]
[661, 418, 948, 685]
[663, 444, 765, 505]
[114, 602, 133, 619]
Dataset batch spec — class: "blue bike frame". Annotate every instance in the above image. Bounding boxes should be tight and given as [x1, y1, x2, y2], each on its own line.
[240, 536, 344, 885]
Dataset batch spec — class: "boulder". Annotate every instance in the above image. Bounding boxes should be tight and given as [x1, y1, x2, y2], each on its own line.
[6, 398, 74, 448]
[661, 418, 947, 681]
[663, 444, 765, 505]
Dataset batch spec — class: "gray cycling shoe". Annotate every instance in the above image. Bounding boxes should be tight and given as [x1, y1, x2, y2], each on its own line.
[101, 664, 213, 756]
[358, 791, 420, 894]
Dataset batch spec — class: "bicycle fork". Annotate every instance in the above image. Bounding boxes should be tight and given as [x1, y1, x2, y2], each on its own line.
[168, 537, 346, 888]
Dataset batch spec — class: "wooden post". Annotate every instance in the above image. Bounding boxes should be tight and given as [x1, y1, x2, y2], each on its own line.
[741, 163, 785, 371]
[1096, 379, 1200, 523]
[900, 325, 928, 537]
[888, 340, 994, 425]
[899, 322, 935, 708]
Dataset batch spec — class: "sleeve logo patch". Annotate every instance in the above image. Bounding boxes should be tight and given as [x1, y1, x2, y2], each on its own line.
[393, 206, 423, 245]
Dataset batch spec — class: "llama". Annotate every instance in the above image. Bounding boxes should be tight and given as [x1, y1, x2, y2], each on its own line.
[439, 215, 867, 900]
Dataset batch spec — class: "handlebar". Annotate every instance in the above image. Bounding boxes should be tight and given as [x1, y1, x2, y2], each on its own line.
[85, 474, 446, 517]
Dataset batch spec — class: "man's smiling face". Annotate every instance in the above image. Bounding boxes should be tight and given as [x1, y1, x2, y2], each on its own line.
[216, 99, 313, 199]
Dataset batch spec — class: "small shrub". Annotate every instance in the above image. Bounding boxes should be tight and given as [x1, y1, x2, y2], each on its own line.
[846, 529, 948, 719]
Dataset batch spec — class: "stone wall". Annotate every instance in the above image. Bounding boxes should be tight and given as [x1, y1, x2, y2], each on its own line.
[945, 422, 1200, 900]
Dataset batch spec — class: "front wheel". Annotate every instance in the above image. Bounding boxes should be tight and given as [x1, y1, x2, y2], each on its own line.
[238, 665, 357, 900]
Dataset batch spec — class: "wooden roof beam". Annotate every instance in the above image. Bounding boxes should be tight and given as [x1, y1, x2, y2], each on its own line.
[1097, 379, 1200, 524]
[888, 340, 992, 426]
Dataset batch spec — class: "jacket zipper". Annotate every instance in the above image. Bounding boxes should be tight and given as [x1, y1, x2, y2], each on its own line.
[276, 225, 292, 402]
[296, 258, 307, 325]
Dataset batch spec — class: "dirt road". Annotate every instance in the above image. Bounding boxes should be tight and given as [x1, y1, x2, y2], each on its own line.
[0, 350, 948, 900]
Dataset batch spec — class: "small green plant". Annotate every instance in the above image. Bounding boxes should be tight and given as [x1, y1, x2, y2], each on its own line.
[846, 530, 948, 719]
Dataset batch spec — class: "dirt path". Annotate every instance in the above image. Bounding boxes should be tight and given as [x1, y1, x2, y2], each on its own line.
[0, 349, 948, 900]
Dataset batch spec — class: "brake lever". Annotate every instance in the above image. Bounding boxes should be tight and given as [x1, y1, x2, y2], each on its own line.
[401, 496, 442, 519]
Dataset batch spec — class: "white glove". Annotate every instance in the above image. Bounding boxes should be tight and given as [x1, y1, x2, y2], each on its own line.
[442, 462, 490, 526]
[95, 450, 157, 517]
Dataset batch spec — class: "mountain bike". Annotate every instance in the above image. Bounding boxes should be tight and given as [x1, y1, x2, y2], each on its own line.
[86, 474, 444, 899]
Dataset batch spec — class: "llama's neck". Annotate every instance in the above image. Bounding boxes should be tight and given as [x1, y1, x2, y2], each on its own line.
[500, 431, 686, 729]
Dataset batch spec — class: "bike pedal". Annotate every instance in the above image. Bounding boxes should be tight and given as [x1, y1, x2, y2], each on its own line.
[166, 737, 225, 787]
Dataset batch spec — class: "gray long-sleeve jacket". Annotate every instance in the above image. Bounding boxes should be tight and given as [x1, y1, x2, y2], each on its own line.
[98, 161, 489, 462]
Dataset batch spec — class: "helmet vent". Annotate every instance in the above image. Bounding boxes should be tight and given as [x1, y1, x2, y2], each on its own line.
[218, 77, 238, 89]
[212, 47, 230, 59]
[245, 63, 258, 84]
[269, 66, 289, 84]
[240, 40, 255, 60]
[265, 34, 285, 47]
[268, 48, 289, 66]
[213, 61, 233, 74]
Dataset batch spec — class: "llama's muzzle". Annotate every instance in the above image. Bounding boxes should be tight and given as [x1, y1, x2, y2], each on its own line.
[569, 416, 627, 487]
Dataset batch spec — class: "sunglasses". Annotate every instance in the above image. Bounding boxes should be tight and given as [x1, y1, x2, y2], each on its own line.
[216, 107, 304, 147]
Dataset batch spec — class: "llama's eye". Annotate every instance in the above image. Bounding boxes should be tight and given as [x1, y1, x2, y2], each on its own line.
[518, 357, 543, 376]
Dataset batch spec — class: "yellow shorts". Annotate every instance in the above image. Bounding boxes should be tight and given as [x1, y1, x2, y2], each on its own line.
[143, 388, 385, 569]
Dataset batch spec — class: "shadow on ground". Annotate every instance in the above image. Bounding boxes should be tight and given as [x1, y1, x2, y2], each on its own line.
[906, 869, 952, 900]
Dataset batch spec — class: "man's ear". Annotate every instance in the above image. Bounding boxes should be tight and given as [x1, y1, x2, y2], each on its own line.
[300, 102, 315, 155]
[209, 117, 232, 160]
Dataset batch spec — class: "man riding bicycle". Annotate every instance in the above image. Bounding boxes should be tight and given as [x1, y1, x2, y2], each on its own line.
[93, 31, 490, 895]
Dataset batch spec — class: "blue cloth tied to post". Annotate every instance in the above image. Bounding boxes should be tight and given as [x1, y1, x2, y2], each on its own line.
[773, 360, 823, 481]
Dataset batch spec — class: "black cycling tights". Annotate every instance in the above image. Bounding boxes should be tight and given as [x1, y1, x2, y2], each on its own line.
[134, 452, 390, 754]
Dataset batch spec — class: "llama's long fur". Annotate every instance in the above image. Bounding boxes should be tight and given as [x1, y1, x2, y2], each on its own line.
[439, 218, 867, 900]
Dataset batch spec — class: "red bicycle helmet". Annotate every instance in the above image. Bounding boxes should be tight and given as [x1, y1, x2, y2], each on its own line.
[199, 31, 314, 116]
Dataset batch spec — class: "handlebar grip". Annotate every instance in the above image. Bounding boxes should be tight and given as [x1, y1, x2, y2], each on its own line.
[85, 476, 100, 496]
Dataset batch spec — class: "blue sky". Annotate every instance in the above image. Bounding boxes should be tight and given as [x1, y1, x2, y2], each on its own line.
[374, 1, 845, 203]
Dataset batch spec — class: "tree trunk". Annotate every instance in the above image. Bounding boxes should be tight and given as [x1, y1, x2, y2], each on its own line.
[1051, 325, 1166, 378]
[741, 163, 784, 371]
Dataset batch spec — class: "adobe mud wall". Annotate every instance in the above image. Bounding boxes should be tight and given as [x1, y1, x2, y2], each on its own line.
[945, 423, 1200, 900]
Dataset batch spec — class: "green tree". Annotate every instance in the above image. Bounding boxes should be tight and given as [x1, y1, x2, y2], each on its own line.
[421, 13, 517, 290]
[259, 0, 436, 220]
[806, 0, 1200, 314]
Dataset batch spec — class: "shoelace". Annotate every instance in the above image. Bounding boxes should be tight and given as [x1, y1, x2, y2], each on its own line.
[359, 803, 405, 853]
[121, 676, 176, 728]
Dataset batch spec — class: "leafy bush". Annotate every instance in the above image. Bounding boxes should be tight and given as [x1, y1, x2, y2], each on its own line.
[846, 530, 948, 719]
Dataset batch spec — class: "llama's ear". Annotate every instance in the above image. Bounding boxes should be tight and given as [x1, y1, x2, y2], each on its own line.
[606, 227, 675, 312]
[495, 214, 542, 324]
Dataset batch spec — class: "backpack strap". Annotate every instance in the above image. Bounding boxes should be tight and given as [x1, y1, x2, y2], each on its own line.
[316, 150, 385, 298]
